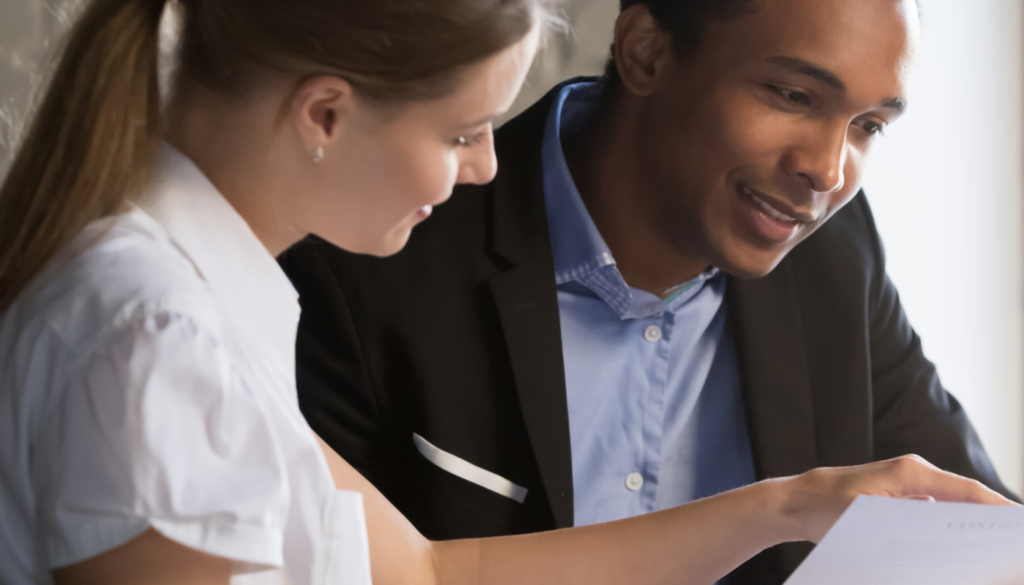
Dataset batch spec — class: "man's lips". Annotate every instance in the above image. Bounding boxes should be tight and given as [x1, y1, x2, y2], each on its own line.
[738, 183, 819, 224]
[735, 182, 822, 245]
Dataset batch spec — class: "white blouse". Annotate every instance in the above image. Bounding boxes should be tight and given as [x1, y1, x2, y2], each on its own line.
[0, 145, 371, 585]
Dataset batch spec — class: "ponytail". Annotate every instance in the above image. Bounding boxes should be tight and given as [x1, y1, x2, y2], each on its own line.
[0, 0, 166, 312]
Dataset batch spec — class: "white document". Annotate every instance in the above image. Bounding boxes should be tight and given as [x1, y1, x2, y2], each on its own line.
[784, 496, 1024, 585]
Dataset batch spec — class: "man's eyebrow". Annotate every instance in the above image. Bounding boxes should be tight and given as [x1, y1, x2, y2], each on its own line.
[768, 56, 907, 113]
[880, 97, 907, 113]
[768, 56, 846, 91]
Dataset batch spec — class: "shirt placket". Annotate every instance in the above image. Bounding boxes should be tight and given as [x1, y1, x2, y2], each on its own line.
[637, 311, 672, 512]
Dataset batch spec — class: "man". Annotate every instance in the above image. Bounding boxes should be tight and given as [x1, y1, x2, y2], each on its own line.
[280, 0, 1016, 582]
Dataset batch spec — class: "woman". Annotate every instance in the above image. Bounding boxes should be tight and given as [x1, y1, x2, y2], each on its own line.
[0, 0, 1014, 584]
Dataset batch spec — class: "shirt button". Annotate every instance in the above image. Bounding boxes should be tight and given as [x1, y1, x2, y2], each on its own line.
[643, 325, 662, 342]
[625, 472, 644, 491]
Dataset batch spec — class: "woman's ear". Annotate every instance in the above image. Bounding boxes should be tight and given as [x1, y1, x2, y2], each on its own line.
[611, 3, 674, 98]
[289, 76, 356, 153]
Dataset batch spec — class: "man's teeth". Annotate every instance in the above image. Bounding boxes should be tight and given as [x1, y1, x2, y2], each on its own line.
[742, 186, 796, 223]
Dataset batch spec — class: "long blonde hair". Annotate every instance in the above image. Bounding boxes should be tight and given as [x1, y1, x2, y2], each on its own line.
[0, 0, 546, 312]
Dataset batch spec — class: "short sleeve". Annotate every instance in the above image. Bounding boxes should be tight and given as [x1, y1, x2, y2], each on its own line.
[32, 303, 289, 571]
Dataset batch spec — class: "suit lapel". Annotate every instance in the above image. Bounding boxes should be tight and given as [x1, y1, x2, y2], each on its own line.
[728, 260, 818, 573]
[729, 260, 817, 477]
[486, 89, 575, 528]
[490, 262, 574, 528]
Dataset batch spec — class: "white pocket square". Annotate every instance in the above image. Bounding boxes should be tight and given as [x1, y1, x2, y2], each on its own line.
[413, 433, 528, 503]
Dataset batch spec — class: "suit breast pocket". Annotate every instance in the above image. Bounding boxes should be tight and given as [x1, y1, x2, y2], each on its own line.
[404, 433, 530, 539]
[413, 433, 528, 502]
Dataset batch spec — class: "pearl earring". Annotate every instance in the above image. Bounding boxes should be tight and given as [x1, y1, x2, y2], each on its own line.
[311, 146, 324, 163]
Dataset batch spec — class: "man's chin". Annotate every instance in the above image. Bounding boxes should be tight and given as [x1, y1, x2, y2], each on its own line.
[715, 249, 789, 280]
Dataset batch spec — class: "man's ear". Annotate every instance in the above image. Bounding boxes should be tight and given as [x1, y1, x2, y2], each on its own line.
[289, 76, 356, 153]
[611, 4, 674, 98]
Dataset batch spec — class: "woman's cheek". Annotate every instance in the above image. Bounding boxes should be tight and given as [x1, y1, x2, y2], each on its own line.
[414, 152, 458, 207]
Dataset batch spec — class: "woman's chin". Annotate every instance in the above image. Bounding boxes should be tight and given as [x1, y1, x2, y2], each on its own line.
[311, 222, 413, 257]
[362, 230, 413, 258]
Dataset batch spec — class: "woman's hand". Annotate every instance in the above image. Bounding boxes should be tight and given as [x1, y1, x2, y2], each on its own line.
[317, 435, 1018, 585]
[767, 454, 1020, 544]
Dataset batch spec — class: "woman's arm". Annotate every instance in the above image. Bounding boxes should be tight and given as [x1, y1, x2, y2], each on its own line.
[316, 435, 1018, 585]
[51, 529, 232, 585]
[54, 437, 1016, 585]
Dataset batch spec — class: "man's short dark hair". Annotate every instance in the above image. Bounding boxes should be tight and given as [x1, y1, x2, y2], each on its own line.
[604, 0, 758, 84]
[603, 0, 919, 86]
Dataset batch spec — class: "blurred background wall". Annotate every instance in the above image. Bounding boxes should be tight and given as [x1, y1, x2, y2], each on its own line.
[1, 0, 1022, 495]
[0, 0, 74, 180]
[863, 0, 1024, 496]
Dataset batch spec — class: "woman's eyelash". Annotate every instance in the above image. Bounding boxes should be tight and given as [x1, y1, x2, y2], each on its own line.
[455, 130, 489, 147]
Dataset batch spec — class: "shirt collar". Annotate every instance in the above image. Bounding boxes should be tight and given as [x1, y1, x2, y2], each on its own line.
[137, 143, 300, 370]
[541, 81, 720, 319]
[542, 81, 612, 280]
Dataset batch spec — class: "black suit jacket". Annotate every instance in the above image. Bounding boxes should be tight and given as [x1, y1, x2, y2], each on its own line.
[279, 79, 1015, 583]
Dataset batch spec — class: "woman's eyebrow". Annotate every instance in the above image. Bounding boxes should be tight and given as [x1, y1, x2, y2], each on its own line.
[459, 113, 502, 128]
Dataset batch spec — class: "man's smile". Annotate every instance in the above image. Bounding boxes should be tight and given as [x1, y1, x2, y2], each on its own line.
[736, 182, 820, 245]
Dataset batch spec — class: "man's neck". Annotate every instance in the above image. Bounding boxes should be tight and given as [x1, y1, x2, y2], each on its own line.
[562, 97, 709, 296]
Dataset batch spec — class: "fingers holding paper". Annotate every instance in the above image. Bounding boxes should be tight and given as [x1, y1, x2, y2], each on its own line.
[773, 454, 1019, 544]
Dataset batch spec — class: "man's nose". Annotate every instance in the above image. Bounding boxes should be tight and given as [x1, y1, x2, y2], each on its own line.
[785, 123, 847, 194]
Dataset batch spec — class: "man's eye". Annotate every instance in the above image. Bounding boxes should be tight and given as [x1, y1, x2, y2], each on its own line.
[856, 119, 887, 137]
[772, 86, 811, 107]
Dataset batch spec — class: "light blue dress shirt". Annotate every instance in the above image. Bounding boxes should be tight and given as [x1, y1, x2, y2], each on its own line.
[542, 81, 758, 527]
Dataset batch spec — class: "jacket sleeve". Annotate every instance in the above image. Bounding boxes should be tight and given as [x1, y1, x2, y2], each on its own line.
[860, 198, 1019, 501]
[278, 239, 390, 478]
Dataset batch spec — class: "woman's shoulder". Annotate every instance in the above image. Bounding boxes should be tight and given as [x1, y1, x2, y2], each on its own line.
[0, 207, 299, 575]
[3, 207, 226, 357]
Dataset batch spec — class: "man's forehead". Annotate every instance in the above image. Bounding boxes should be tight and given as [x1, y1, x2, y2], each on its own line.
[717, 0, 918, 93]
[720, 0, 918, 50]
